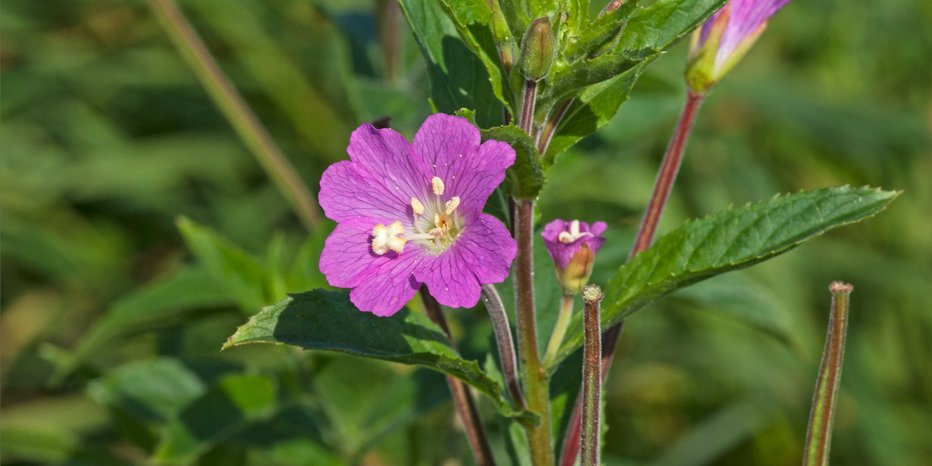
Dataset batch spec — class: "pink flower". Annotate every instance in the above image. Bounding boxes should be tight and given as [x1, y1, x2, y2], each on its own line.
[541, 219, 607, 295]
[686, 0, 792, 92]
[318, 114, 518, 317]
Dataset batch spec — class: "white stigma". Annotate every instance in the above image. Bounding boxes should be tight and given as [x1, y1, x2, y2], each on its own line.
[372, 221, 406, 255]
[558, 220, 591, 243]
[431, 176, 445, 196]
[411, 198, 425, 215]
[444, 196, 461, 215]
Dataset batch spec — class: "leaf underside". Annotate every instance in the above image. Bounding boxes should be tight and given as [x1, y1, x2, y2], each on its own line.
[223, 289, 533, 422]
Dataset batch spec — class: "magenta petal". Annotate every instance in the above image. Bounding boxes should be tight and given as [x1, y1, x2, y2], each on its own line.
[320, 162, 411, 224]
[716, 0, 792, 69]
[412, 114, 516, 211]
[351, 123, 430, 198]
[454, 214, 517, 284]
[320, 217, 421, 316]
[413, 250, 482, 309]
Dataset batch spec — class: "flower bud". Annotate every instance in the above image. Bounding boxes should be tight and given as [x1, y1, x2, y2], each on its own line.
[685, 0, 792, 94]
[542, 219, 607, 295]
[518, 16, 555, 81]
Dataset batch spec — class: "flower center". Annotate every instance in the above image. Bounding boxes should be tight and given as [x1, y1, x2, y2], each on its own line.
[370, 175, 465, 255]
[558, 220, 591, 243]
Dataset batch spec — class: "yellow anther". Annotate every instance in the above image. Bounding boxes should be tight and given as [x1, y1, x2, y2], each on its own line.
[431, 176, 445, 196]
[411, 198, 425, 215]
[444, 196, 461, 215]
[428, 227, 443, 237]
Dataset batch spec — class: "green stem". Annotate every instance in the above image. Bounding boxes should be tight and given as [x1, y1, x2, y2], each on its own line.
[514, 199, 554, 466]
[559, 89, 705, 466]
[147, 0, 321, 231]
[580, 286, 604, 466]
[543, 294, 574, 367]
[803, 282, 852, 466]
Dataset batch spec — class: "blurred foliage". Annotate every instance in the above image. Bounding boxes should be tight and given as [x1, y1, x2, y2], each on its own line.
[2, 0, 931, 465]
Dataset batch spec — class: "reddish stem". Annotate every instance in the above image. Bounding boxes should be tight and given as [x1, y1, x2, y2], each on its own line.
[558, 89, 705, 466]
[421, 289, 497, 466]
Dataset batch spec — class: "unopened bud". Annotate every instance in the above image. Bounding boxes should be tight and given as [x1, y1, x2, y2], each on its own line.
[599, 0, 622, 18]
[518, 17, 555, 81]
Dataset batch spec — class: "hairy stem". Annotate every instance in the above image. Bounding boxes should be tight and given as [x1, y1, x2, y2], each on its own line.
[543, 294, 575, 368]
[580, 286, 604, 466]
[515, 199, 554, 466]
[420, 289, 497, 466]
[147, 0, 321, 231]
[537, 98, 574, 156]
[629, 89, 705, 254]
[803, 282, 853, 466]
[559, 89, 705, 466]
[481, 284, 526, 410]
[519, 80, 538, 136]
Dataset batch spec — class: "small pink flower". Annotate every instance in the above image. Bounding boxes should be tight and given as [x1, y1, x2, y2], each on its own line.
[687, 0, 792, 92]
[318, 114, 518, 317]
[541, 219, 607, 295]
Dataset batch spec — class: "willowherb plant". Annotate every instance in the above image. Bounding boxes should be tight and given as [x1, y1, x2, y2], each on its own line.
[216, 0, 899, 465]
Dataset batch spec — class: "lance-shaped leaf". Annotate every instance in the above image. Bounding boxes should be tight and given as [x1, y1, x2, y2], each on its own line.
[398, 0, 504, 128]
[483, 125, 545, 199]
[544, 0, 728, 163]
[457, 108, 546, 200]
[562, 0, 641, 63]
[223, 289, 534, 422]
[436, 0, 517, 114]
[546, 186, 898, 373]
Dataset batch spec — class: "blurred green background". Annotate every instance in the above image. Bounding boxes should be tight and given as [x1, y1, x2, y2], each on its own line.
[2, 0, 931, 465]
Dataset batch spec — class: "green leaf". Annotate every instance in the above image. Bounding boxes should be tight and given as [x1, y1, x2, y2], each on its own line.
[548, 186, 898, 372]
[436, 0, 517, 114]
[544, 0, 728, 162]
[398, 0, 504, 128]
[177, 216, 272, 313]
[223, 289, 533, 422]
[88, 358, 208, 423]
[482, 125, 545, 199]
[51, 266, 232, 382]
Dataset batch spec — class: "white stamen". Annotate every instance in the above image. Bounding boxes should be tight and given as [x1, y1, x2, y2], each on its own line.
[371, 221, 406, 254]
[428, 227, 443, 237]
[445, 197, 461, 215]
[431, 176, 445, 196]
[558, 219, 592, 243]
[411, 198, 425, 215]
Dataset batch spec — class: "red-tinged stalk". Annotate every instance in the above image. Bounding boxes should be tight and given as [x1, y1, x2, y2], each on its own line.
[537, 98, 574, 156]
[515, 199, 554, 465]
[559, 89, 706, 466]
[520, 80, 538, 137]
[420, 289, 497, 466]
[481, 284, 527, 410]
[802, 282, 853, 466]
[580, 286, 604, 466]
